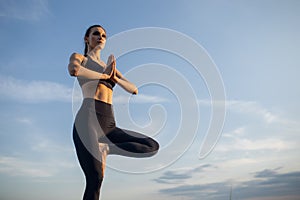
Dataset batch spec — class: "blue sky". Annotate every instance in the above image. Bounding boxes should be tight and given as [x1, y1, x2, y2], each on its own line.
[0, 0, 300, 200]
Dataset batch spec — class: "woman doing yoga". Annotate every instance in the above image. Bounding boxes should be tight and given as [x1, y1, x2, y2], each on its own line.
[68, 25, 159, 200]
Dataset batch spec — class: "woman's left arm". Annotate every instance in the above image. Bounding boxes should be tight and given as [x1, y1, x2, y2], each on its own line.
[115, 69, 138, 95]
[107, 54, 138, 95]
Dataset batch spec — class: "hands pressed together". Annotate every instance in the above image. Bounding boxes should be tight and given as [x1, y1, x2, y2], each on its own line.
[69, 46, 138, 95]
[103, 54, 119, 83]
[103, 54, 138, 94]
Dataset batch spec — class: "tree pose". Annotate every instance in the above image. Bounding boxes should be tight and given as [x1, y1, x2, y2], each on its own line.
[68, 25, 159, 200]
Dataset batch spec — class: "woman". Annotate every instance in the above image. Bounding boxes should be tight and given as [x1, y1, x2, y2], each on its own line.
[68, 25, 159, 200]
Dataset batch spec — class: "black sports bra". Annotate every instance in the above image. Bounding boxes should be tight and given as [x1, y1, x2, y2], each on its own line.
[79, 56, 115, 90]
[98, 78, 115, 90]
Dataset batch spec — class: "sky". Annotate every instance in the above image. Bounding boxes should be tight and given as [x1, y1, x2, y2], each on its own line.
[0, 0, 300, 200]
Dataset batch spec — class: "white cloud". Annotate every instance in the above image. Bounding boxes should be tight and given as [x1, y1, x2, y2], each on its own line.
[29, 133, 74, 155]
[226, 100, 278, 123]
[198, 99, 299, 164]
[30, 137, 74, 154]
[223, 127, 246, 137]
[216, 127, 293, 152]
[0, 75, 73, 103]
[0, 156, 53, 177]
[0, 135, 76, 178]
[198, 99, 291, 124]
[232, 138, 290, 151]
[114, 93, 169, 104]
[0, 0, 50, 21]
[15, 117, 34, 124]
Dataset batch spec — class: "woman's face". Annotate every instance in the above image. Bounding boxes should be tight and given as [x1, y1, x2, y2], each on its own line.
[86, 27, 107, 50]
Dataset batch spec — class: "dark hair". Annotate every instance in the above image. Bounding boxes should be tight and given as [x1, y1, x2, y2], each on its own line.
[84, 24, 106, 56]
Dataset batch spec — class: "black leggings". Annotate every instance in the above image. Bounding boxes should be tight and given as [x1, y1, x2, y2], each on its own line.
[73, 98, 159, 200]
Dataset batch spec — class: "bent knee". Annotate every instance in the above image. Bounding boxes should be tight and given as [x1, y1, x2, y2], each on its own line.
[153, 139, 159, 152]
[148, 139, 159, 156]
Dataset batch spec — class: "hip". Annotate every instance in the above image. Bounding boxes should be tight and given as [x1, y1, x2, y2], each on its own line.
[75, 98, 116, 134]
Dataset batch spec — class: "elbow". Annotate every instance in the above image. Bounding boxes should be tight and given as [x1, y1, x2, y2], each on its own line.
[69, 71, 77, 77]
[68, 63, 79, 77]
[132, 88, 138, 95]
[68, 53, 82, 77]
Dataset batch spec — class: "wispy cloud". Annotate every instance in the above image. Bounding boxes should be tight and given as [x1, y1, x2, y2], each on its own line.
[154, 164, 213, 184]
[226, 100, 278, 123]
[216, 127, 293, 152]
[228, 137, 290, 151]
[198, 99, 299, 157]
[159, 168, 300, 200]
[0, 135, 75, 178]
[0, 0, 50, 21]
[0, 156, 53, 177]
[198, 99, 279, 124]
[30, 135, 74, 154]
[0, 75, 73, 103]
[15, 117, 34, 125]
[114, 93, 169, 104]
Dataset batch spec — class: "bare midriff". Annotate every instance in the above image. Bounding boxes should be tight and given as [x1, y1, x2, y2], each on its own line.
[94, 84, 113, 104]
[81, 82, 113, 105]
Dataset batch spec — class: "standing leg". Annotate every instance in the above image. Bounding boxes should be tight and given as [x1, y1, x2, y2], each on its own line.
[73, 126, 104, 200]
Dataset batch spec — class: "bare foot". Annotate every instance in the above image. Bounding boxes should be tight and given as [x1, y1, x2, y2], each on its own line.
[99, 143, 109, 175]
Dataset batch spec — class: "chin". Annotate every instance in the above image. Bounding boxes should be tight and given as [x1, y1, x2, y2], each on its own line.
[98, 43, 105, 49]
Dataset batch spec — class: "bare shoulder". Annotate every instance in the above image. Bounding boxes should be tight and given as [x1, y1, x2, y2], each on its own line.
[69, 52, 85, 62]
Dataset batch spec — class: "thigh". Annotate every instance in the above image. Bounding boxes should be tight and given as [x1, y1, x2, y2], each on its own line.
[101, 127, 159, 157]
[105, 127, 150, 144]
[73, 126, 103, 178]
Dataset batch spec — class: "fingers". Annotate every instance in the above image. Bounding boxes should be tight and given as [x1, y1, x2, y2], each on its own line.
[107, 54, 116, 67]
[103, 54, 118, 82]
[102, 54, 114, 76]
[109, 63, 115, 78]
[110, 58, 118, 82]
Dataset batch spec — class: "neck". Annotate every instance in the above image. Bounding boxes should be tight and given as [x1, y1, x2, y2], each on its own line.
[87, 49, 101, 61]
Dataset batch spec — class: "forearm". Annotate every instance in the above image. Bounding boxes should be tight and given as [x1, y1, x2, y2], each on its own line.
[115, 77, 138, 94]
[115, 69, 138, 94]
[76, 65, 107, 79]
[68, 53, 107, 80]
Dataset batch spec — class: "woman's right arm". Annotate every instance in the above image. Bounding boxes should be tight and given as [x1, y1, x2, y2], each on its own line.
[68, 53, 110, 79]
